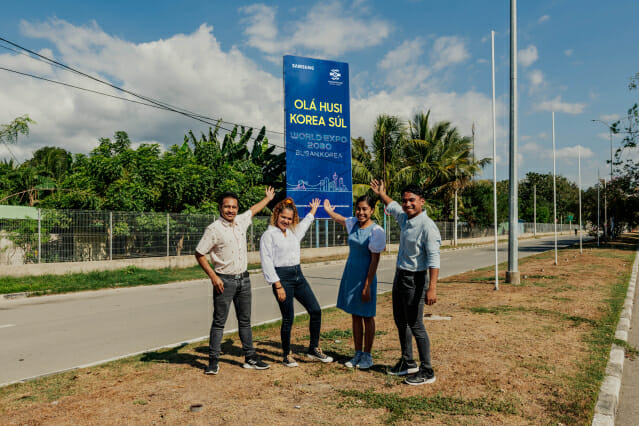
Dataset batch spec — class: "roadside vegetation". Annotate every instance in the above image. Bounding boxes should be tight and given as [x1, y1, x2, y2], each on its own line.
[1, 234, 636, 424]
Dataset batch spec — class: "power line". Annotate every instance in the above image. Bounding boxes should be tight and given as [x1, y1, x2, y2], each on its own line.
[0, 40, 355, 167]
[0, 37, 285, 136]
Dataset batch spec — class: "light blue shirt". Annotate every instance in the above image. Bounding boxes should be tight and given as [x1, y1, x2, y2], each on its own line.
[386, 201, 441, 271]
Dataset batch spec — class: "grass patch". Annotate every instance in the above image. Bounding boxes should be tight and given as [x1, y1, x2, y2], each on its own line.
[0, 263, 267, 296]
[469, 305, 598, 327]
[0, 265, 207, 295]
[338, 389, 517, 423]
[614, 339, 639, 360]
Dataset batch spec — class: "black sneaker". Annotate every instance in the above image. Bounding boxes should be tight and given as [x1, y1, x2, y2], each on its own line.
[387, 359, 419, 376]
[204, 359, 219, 375]
[243, 357, 270, 370]
[307, 347, 334, 363]
[405, 367, 436, 385]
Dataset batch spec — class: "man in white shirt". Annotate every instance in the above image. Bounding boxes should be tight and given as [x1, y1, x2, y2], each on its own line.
[195, 187, 275, 375]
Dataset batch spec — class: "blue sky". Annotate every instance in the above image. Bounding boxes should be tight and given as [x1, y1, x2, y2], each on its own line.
[1, 0, 638, 187]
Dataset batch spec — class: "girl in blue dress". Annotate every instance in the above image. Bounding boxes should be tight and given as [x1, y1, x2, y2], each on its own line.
[323, 195, 386, 369]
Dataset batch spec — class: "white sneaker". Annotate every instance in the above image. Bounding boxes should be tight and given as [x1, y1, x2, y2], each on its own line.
[282, 355, 298, 367]
[357, 352, 373, 370]
[307, 347, 333, 363]
[345, 351, 363, 368]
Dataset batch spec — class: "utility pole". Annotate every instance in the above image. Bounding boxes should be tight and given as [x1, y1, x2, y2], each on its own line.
[491, 30, 499, 291]
[597, 169, 600, 247]
[578, 147, 582, 254]
[533, 184, 536, 237]
[454, 166, 458, 246]
[507, 0, 520, 284]
[552, 112, 558, 265]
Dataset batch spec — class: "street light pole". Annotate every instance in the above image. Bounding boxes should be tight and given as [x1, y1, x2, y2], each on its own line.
[507, 0, 520, 284]
[552, 112, 558, 265]
[578, 147, 582, 254]
[591, 119, 615, 239]
[491, 29, 499, 291]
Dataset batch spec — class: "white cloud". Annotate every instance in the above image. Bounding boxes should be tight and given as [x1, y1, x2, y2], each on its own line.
[521, 142, 542, 152]
[534, 97, 586, 115]
[430, 36, 469, 70]
[553, 145, 594, 160]
[379, 38, 423, 69]
[378, 39, 431, 93]
[599, 114, 620, 122]
[597, 132, 611, 140]
[518, 45, 538, 67]
[528, 69, 545, 94]
[538, 15, 550, 24]
[564, 49, 573, 57]
[1, 19, 285, 159]
[2, 16, 507, 178]
[240, 2, 391, 57]
[351, 89, 507, 166]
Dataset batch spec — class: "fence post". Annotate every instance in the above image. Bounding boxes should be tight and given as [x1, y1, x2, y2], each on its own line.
[333, 220, 336, 246]
[37, 208, 41, 263]
[166, 213, 170, 257]
[109, 211, 113, 261]
[325, 219, 328, 247]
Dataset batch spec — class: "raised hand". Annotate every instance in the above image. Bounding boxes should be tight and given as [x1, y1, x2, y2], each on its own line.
[309, 198, 321, 215]
[370, 179, 386, 196]
[323, 199, 335, 214]
[265, 186, 275, 201]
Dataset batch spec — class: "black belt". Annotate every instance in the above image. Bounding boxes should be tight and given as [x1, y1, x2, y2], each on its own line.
[396, 268, 427, 276]
[217, 271, 249, 280]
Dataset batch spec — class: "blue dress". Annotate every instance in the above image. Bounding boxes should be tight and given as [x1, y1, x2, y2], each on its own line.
[336, 220, 384, 318]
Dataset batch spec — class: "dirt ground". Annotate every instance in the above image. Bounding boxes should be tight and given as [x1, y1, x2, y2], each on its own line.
[1, 235, 637, 425]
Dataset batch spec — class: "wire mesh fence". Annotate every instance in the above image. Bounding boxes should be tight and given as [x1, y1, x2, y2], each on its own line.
[0, 207, 580, 265]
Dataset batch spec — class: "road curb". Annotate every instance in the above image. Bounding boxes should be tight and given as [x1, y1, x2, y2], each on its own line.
[592, 247, 638, 426]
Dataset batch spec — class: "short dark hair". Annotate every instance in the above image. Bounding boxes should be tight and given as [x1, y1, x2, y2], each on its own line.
[217, 191, 239, 207]
[355, 194, 376, 210]
[400, 185, 425, 199]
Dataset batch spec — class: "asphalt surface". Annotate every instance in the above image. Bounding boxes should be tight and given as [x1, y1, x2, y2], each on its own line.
[0, 235, 582, 386]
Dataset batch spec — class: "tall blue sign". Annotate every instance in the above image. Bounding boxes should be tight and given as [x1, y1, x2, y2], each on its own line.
[283, 55, 352, 219]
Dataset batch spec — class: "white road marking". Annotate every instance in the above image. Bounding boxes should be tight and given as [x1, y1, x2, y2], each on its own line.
[0, 324, 16, 329]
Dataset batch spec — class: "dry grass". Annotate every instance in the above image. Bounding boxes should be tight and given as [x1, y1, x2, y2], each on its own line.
[1, 234, 637, 425]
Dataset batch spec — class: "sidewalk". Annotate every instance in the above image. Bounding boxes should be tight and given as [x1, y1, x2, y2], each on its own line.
[616, 277, 639, 424]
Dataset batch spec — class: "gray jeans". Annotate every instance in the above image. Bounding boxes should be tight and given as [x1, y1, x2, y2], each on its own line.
[209, 274, 255, 361]
[392, 268, 431, 369]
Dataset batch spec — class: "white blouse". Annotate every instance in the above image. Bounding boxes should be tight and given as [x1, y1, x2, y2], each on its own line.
[344, 217, 387, 253]
[260, 213, 314, 284]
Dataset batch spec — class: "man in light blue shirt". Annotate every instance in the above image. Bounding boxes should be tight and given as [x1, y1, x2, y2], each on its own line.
[370, 179, 441, 386]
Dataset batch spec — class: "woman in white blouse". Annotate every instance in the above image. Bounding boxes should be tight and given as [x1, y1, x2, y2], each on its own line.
[260, 197, 334, 367]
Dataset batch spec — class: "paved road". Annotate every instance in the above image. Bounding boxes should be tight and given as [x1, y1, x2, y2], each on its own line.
[0, 235, 581, 385]
[616, 272, 639, 425]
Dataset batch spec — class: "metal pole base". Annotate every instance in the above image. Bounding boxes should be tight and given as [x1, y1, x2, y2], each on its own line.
[506, 271, 520, 284]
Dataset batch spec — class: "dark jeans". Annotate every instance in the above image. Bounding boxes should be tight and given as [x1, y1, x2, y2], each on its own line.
[273, 265, 322, 356]
[209, 274, 255, 361]
[392, 268, 431, 369]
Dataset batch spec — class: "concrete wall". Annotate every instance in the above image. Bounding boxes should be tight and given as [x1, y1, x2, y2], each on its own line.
[0, 231, 573, 277]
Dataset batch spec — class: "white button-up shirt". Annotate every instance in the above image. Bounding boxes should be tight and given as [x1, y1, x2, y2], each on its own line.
[259, 213, 314, 284]
[195, 210, 252, 275]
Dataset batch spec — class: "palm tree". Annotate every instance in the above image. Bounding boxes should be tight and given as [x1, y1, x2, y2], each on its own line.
[351, 111, 488, 218]
[400, 111, 489, 216]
